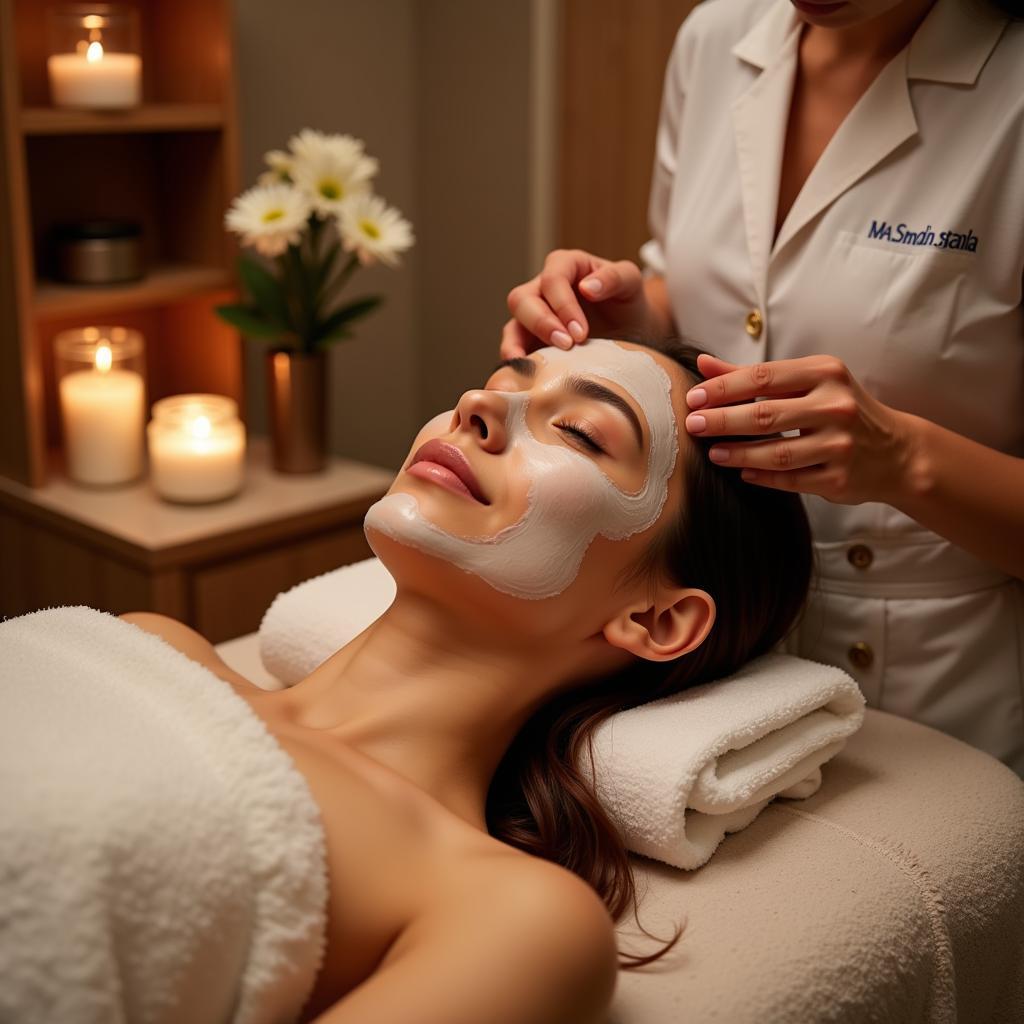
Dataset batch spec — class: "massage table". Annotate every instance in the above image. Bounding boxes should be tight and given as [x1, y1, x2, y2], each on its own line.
[217, 631, 1024, 1023]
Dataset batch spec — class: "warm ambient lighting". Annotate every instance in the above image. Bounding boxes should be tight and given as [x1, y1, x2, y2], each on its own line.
[147, 394, 246, 504]
[55, 327, 146, 486]
[47, 6, 142, 108]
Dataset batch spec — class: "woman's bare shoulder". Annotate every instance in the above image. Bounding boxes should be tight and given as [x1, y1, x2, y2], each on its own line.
[319, 851, 618, 1024]
[118, 611, 263, 693]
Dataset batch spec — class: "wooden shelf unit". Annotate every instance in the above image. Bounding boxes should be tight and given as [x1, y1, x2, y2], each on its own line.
[0, 0, 243, 489]
[21, 103, 225, 135]
[33, 262, 231, 316]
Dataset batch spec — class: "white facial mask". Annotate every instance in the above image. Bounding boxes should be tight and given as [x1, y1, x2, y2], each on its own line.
[364, 339, 679, 599]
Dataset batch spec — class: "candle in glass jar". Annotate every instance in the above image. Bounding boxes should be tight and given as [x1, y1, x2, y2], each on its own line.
[148, 395, 246, 503]
[48, 41, 141, 108]
[57, 333, 145, 485]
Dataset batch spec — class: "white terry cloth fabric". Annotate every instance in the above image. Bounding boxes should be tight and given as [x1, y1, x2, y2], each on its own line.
[0, 606, 328, 1024]
[260, 557, 397, 686]
[259, 557, 866, 870]
[574, 650, 866, 870]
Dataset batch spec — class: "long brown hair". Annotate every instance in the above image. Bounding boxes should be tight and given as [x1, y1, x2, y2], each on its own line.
[485, 335, 816, 968]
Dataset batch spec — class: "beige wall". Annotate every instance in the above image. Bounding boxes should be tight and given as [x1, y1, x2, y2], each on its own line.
[413, 0, 535, 422]
[234, 0, 545, 473]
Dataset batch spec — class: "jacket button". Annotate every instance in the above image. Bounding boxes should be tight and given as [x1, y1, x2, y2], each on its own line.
[848, 641, 874, 670]
[847, 543, 873, 570]
[745, 309, 763, 339]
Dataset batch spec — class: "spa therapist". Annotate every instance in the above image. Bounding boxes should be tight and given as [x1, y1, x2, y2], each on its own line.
[500, 0, 1024, 777]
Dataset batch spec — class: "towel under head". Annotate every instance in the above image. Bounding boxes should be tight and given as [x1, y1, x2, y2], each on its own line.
[0, 606, 328, 1024]
[257, 556, 867, 871]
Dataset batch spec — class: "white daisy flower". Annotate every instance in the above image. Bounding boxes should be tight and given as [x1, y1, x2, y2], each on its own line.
[288, 128, 379, 217]
[257, 148, 293, 186]
[224, 182, 311, 257]
[288, 128, 366, 167]
[337, 193, 415, 268]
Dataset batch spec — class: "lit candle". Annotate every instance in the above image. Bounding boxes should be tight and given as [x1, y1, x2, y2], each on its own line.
[58, 335, 146, 485]
[147, 395, 246, 503]
[48, 35, 141, 108]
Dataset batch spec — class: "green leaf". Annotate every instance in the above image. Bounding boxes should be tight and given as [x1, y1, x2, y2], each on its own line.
[237, 255, 291, 329]
[214, 303, 285, 339]
[312, 295, 383, 346]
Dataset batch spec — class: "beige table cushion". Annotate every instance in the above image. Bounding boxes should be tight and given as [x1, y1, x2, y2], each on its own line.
[611, 707, 1024, 1023]
[216, 634, 1024, 1023]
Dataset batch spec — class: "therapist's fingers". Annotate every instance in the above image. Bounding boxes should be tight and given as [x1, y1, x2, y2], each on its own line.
[499, 317, 539, 360]
[537, 248, 609, 339]
[507, 276, 578, 350]
[579, 260, 644, 304]
[685, 393, 821, 438]
[704, 433, 837, 472]
[686, 353, 847, 409]
[539, 268, 589, 342]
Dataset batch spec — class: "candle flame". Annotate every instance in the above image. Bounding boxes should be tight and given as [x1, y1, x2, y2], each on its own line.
[86, 39, 104, 62]
[95, 344, 112, 373]
[189, 415, 212, 440]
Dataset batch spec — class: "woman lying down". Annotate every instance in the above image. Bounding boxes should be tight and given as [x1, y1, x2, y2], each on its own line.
[0, 336, 812, 1024]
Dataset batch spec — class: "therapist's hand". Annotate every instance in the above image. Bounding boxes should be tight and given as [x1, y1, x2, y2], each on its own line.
[500, 249, 654, 359]
[685, 352, 917, 506]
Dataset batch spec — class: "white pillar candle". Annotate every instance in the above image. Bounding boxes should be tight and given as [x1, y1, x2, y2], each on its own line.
[148, 395, 246, 504]
[58, 345, 145, 485]
[48, 42, 141, 109]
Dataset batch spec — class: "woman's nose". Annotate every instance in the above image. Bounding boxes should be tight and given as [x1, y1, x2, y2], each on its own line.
[452, 389, 509, 452]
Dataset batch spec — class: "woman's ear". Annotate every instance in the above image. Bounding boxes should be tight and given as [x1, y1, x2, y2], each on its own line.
[602, 587, 716, 662]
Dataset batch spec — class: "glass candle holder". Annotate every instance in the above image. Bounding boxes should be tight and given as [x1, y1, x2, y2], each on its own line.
[147, 395, 246, 504]
[55, 325, 146, 486]
[47, 4, 142, 109]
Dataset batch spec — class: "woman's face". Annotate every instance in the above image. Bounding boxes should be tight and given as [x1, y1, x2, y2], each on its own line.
[364, 339, 693, 641]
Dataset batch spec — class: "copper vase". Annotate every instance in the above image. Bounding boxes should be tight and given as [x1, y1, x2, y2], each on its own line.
[265, 348, 328, 473]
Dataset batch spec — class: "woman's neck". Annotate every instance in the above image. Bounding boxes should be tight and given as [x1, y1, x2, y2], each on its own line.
[281, 590, 608, 832]
[800, 0, 938, 69]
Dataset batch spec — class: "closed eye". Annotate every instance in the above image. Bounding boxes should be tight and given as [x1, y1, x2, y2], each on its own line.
[555, 419, 605, 454]
[484, 379, 606, 455]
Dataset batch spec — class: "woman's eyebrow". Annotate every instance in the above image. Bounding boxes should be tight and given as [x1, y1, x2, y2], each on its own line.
[490, 356, 537, 379]
[489, 357, 644, 452]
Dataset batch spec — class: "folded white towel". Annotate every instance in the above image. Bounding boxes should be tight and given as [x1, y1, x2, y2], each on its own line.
[0, 606, 328, 1024]
[575, 651, 865, 869]
[261, 557, 397, 686]
[259, 557, 866, 870]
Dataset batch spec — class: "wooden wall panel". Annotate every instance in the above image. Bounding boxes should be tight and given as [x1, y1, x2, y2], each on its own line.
[557, 0, 699, 263]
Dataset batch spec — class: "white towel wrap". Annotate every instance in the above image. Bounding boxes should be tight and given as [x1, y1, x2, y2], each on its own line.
[0, 606, 328, 1024]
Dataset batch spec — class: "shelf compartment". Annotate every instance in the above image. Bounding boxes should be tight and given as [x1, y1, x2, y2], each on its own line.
[21, 103, 225, 136]
[35, 287, 245, 462]
[34, 262, 230, 317]
[13, 0, 233, 108]
[26, 130, 232, 290]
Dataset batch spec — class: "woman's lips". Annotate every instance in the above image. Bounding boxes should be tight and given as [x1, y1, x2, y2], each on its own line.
[406, 460, 480, 502]
[408, 438, 489, 503]
[791, 0, 848, 13]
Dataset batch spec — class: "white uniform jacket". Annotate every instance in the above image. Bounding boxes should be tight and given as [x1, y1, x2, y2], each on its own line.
[640, 0, 1024, 776]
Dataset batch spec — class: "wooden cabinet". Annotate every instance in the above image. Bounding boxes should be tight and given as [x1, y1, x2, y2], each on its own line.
[0, 1, 395, 634]
[0, 440, 394, 642]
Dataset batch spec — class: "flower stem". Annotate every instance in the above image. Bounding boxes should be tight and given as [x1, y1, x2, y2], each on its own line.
[334, 252, 360, 294]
